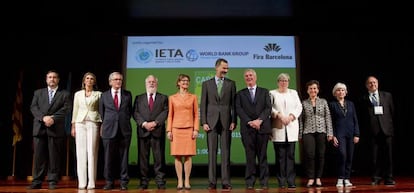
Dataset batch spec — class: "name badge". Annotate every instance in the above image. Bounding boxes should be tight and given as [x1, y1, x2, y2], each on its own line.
[374, 106, 383, 115]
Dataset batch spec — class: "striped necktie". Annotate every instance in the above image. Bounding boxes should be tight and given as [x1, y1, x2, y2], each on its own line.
[49, 90, 54, 104]
[371, 93, 378, 106]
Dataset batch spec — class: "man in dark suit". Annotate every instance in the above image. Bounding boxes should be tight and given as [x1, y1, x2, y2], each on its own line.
[200, 58, 237, 190]
[235, 69, 272, 189]
[133, 75, 168, 190]
[28, 70, 72, 190]
[99, 72, 133, 190]
[358, 76, 396, 185]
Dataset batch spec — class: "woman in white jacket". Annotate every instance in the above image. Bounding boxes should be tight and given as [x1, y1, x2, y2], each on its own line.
[269, 73, 303, 188]
[71, 72, 102, 190]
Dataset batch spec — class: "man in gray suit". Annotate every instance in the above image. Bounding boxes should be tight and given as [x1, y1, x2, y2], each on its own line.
[99, 72, 133, 190]
[133, 75, 168, 190]
[28, 70, 72, 190]
[200, 58, 237, 190]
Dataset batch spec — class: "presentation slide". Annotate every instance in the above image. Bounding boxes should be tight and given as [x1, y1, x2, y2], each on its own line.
[125, 35, 299, 165]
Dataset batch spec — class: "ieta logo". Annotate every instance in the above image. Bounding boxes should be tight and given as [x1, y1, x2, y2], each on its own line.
[263, 43, 281, 52]
[135, 48, 153, 64]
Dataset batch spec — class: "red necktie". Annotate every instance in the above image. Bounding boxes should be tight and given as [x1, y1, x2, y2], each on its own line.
[114, 90, 119, 110]
[149, 93, 154, 111]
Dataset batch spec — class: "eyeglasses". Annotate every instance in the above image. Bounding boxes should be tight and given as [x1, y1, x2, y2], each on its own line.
[181, 79, 189, 82]
[112, 78, 122, 81]
[278, 79, 289, 82]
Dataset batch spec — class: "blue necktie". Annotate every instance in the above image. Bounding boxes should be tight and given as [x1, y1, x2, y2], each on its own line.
[371, 93, 378, 106]
[49, 90, 54, 104]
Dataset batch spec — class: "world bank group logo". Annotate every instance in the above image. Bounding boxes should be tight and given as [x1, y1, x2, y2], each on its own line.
[264, 43, 281, 52]
[135, 48, 153, 64]
[186, 49, 199, 62]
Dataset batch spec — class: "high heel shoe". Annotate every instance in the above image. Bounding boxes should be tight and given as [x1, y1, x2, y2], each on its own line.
[315, 183, 322, 187]
[177, 186, 184, 190]
[184, 180, 191, 190]
[306, 179, 314, 188]
[315, 179, 322, 187]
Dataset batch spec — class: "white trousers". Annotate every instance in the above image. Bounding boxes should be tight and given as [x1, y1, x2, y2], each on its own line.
[75, 121, 100, 189]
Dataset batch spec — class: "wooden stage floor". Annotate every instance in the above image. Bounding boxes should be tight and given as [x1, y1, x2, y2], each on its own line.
[1, 177, 414, 193]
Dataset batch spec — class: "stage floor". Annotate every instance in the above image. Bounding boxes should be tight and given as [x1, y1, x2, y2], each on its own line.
[1, 176, 414, 192]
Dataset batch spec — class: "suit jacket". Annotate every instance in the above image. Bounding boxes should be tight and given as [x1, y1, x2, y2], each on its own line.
[133, 92, 168, 138]
[235, 86, 271, 134]
[71, 90, 102, 123]
[270, 89, 303, 142]
[167, 93, 199, 132]
[358, 91, 395, 136]
[329, 99, 360, 138]
[30, 87, 72, 137]
[200, 77, 237, 129]
[99, 89, 133, 139]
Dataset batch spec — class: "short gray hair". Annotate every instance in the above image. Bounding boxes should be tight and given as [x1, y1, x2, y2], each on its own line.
[277, 73, 290, 81]
[332, 82, 347, 96]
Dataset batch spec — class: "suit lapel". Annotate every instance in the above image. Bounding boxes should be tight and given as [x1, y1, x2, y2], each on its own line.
[119, 90, 125, 109]
[221, 78, 228, 97]
[365, 94, 372, 106]
[105, 90, 115, 107]
[43, 88, 50, 106]
[209, 79, 220, 100]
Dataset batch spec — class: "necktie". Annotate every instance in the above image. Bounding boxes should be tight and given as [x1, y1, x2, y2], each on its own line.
[249, 87, 255, 101]
[49, 90, 54, 104]
[149, 93, 154, 111]
[114, 90, 119, 110]
[371, 93, 378, 106]
[217, 79, 223, 96]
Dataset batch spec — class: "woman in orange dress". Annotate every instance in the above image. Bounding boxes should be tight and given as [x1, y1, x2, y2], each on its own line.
[167, 74, 199, 190]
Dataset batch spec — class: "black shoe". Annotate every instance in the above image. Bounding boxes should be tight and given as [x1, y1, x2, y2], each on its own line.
[103, 183, 114, 190]
[120, 184, 128, 190]
[315, 183, 322, 187]
[246, 185, 254, 190]
[139, 184, 148, 190]
[222, 184, 232, 190]
[207, 183, 216, 190]
[157, 184, 166, 189]
[384, 179, 396, 185]
[48, 183, 57, 190]
[288, 184, 296, 189]
[27, 184, 42, 189]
